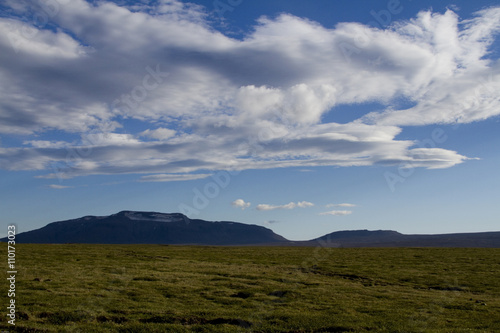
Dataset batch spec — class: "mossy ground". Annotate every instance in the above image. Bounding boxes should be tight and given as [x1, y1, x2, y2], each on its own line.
[1, 244, 499, 332]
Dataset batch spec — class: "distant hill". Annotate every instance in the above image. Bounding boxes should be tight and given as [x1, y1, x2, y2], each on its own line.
[4, 211, 288, 245]
[307, 229, 500, 248]
[3, 211, 500, 247]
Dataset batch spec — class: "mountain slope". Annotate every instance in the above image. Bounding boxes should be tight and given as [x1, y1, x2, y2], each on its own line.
[6, 211, 288, 245]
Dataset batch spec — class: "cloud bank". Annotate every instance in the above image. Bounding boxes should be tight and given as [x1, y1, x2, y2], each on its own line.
[1, 1, 499, 180]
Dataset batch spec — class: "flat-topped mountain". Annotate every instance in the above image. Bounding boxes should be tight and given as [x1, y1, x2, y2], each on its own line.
[6, 211, 288, 245]
[3, 211, 500, 247]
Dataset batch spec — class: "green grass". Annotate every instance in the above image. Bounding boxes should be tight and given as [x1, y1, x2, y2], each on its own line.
[1, 244, 499, 332]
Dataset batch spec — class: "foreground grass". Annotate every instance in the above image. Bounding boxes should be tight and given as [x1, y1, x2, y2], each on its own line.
[1, 244, 499, 332]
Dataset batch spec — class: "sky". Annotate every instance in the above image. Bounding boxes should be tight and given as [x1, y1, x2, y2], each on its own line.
[0, 0, 499, 241]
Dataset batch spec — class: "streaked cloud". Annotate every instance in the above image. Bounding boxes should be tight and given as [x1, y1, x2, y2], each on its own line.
[139, 173, 212, 182]
[256, 201, 314, 211]
[326, 203, 356, 208]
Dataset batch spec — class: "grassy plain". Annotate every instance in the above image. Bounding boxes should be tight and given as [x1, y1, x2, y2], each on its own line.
[1, 244, 499, 332]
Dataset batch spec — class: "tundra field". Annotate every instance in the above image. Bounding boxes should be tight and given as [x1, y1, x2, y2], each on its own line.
[1, 244, 499, 332]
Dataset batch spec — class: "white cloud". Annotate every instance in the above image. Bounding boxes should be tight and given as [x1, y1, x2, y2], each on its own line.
[256, 203, 293, 211]
[297, 201, 315, 208]
[140, 128, 176, 141]
[0, 2, 498, 179]
[0, 19, 88, 58]
[360, 8, 500, 126]
[256, 201, 314, 211]
[231, 199, 251, 210]
[84, 133, 140, 146]
[319, 210, 352, 216]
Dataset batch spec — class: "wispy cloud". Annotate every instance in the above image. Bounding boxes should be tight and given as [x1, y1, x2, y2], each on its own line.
[24, 141, 71, 149]
[232, 199, 251, 210]
[139, 173, 212, 182]
[326, 203, 356, 208]
[48, 184, 73, 189]
[256, 201, 314, 211]
[319, 210, 352, 216]
[0, 1, 499, 179]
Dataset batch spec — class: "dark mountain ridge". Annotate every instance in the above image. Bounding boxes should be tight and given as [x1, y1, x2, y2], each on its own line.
[5, 211, 288, 245]
[3, 211, 500, 247]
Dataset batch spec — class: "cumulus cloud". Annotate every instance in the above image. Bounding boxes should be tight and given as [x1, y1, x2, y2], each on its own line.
[319, 210, 352, 216]
[0, 1, 499, 180]
[256, 201, 314, 211]
[232, 199, 251, 210]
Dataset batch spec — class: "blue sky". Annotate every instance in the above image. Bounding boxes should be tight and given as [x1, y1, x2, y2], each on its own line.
[0, 0, 499, 240]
